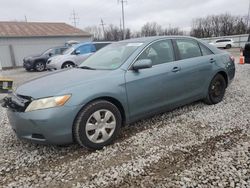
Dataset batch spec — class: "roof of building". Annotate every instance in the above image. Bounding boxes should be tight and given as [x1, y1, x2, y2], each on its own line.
[0, 21, 91, 38]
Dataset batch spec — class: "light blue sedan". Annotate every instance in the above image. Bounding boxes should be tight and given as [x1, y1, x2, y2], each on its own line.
[1, 36, 235, 149]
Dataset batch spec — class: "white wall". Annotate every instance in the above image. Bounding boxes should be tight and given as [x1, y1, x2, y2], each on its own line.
[0, 36, 91, 68]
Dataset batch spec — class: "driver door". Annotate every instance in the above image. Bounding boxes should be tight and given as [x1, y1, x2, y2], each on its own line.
[125, 39, 176, 121]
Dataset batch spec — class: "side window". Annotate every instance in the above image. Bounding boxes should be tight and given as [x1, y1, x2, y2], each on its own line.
[199, 43, 213, 56]
[137, 40, 174, 65]
[94, 43, 110, 51]
[77, 44, 95, 54]
[54, 48, 61, 55]
[176, 39, 202, 59]
[60, 47, 67, 54]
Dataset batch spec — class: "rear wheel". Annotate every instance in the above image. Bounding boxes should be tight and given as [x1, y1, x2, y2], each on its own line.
[62, 62, 75, 69]
[226, 44, 231, 49]
[73, 100, 122, 149]
[204, 74, 226, 105]
[34, 62, 46, 72]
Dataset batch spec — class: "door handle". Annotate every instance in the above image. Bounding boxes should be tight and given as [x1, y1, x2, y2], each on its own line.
[210, 58, 216, 63]
[172, 67, 181, 72]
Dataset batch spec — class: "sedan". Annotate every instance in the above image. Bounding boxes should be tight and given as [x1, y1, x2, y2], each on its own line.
[1, 36, 235, 149]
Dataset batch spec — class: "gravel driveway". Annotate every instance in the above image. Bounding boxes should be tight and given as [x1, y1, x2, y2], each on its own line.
[0, 50, 249, 188]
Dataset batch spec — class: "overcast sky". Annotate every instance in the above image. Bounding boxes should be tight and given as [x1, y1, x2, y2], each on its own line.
[0, 0, 249, 31]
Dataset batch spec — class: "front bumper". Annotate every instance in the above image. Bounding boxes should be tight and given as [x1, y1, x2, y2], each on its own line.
[23, 60, 34, 69]
[47, 61, 59, 70]
[6, 105, 82, 145]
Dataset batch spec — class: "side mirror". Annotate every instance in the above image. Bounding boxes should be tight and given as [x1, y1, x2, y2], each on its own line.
[132, 59, 152, 71]
[75, 50, 81, 55]
[48, 52, 53, 57]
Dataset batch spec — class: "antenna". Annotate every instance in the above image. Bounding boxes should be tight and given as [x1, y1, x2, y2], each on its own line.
[70, 9, 79, 28]
[100, 18, 106, 39]
[118, 0, 127, 39]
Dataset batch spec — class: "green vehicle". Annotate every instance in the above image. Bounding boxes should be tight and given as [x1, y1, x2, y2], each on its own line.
[1, 36, 235, 149]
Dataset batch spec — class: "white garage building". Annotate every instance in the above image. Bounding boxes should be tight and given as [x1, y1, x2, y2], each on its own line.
[0, 21, 91, 69]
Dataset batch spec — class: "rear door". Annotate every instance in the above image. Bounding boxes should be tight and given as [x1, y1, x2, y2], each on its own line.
[169, 38, 214, 105]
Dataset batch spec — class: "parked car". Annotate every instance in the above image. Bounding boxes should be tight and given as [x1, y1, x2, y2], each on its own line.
[243, 42, 250, 64]
[23, 46, 68, 72]
[1, 36, 235, 149]
[209, 39, 234, 49]
[65, 40, 79, 47]
[47, 42, 111, 70]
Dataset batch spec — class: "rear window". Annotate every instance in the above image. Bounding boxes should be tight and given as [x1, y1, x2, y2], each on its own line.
[176, 39, 202, 60]
[199, 43, 213, 56]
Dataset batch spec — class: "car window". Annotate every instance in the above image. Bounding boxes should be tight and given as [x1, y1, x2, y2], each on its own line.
[60, 47, 68, 54]
[76, 44, 95, 54]
[54, 48, 61, 55]
[216, 39, 231, 43]
[137, 40, 174, 65]
[199, 43, 213, 56]
[94, 43, 110, 51]
[176, 39, 202, 59]
[80, 42, 143, 69]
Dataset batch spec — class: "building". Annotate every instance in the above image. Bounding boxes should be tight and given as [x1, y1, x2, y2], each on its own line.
[0, 21, 92, 68]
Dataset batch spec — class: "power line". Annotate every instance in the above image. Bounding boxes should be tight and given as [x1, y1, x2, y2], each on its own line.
[70, 9, 79, 28]
[118, 0, 127, 39]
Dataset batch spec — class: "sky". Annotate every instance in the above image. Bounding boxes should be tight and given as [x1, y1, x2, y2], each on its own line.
[0, 0, 249, 32]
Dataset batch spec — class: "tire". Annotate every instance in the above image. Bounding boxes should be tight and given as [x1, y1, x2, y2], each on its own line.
[204, 74, 226, 105]
[73, 100, 122, 150]
[226, 44, 231, 49]
[62, 62, 75, 69]
[34, 62, 46, 72]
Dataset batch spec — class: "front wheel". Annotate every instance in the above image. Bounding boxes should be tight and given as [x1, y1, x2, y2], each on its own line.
[73, 100, 122, 149]
[35, 62, 46, 72]
[204, 74, 226, 105]
[62, 62, 75, 69]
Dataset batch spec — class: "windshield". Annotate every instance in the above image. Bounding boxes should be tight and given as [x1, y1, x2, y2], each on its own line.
[42, 48, 53, 55]
[79, 42, 143, 70]
[63, 47, 75, 55]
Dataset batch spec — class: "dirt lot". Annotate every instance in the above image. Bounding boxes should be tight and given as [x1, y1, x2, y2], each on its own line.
[0, 48, 249, 188]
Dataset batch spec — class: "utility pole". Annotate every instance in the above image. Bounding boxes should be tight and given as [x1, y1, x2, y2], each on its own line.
[24, 15, 27, 22]
[100, 18, 106, 39]
[118, 0, 127, 39]
[70, 9, 79, 28]
[247, 0, 250, 30]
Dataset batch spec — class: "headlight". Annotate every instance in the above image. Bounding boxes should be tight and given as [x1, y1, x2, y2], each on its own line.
[25, 95, 71, 112]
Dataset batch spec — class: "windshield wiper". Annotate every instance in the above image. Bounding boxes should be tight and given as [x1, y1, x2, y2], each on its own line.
[77, 66, 96, 70]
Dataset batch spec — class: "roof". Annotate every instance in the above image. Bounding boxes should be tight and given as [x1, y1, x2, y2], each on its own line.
[0, 21, 91, 38]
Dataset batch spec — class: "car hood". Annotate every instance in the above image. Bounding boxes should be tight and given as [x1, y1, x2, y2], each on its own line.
[24, 54, 43, 60]
[15, 68, 111, 99]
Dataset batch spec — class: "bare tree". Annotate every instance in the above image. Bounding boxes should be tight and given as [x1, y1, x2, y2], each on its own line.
[191, 13, 249, 38]
[84, 26, 103, 41]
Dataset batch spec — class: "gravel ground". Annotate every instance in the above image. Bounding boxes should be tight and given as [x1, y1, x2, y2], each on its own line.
[0, 49, 249, 188]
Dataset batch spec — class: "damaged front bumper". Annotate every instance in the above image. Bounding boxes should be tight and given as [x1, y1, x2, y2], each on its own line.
[1, 93, 78, 145]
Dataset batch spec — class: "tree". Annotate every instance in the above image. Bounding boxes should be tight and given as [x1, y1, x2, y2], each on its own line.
[84, 26, 103, 41]
[191, 13, 249, 38]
